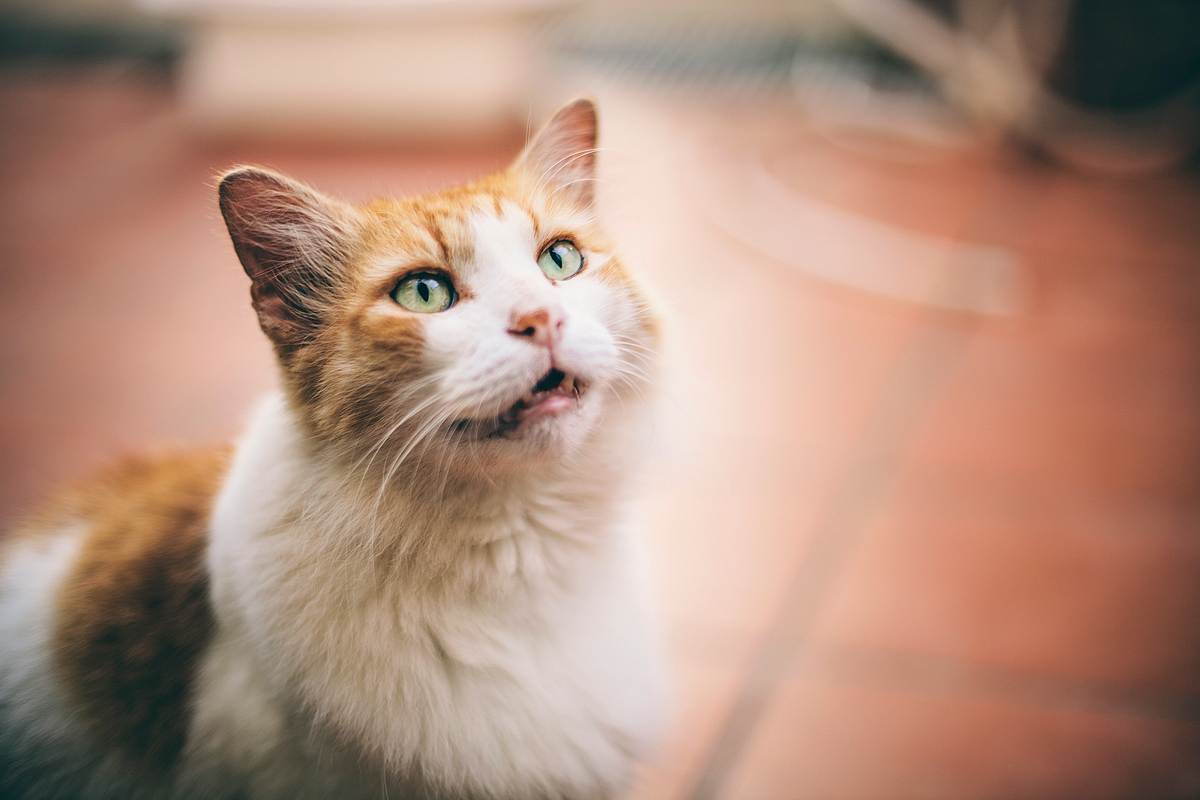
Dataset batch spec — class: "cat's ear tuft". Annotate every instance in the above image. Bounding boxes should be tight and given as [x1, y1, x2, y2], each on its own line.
[516, 98, 598, 207]
[217, 166, 357, 350]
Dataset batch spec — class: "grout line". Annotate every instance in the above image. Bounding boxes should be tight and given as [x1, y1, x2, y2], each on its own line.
[684, 295, 975, 800]
[803, 643, 1200, 726]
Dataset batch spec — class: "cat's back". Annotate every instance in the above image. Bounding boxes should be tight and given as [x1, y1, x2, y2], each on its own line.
[0, 448, 228, 799]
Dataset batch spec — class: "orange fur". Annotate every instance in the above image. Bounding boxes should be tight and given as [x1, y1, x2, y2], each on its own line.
[51, 450, 228, 771]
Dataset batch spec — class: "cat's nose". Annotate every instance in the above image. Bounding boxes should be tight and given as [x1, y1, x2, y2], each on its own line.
[508, 307, 564, 349]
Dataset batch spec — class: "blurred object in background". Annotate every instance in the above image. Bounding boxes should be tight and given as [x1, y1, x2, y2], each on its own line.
[831, 0, 1200, 174]
[2, 1, 1199, 798]
[547, 0, 1200, 175]
[138, 0, 564, 141]
[7, 0, 1199, 166]
[0, 0, 179, 68]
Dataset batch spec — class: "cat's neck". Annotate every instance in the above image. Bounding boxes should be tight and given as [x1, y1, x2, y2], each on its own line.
[216, 392, 636, 597]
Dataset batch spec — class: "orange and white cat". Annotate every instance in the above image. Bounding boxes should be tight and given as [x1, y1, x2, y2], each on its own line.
[0, 99, 665, 799]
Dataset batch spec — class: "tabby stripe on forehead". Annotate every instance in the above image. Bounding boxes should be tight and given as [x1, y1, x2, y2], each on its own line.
[523, 204, 542, 240]
[422, 209, 451, 264]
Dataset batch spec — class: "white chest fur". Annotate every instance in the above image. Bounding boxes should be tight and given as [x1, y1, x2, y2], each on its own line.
[193, 395, 665, 799]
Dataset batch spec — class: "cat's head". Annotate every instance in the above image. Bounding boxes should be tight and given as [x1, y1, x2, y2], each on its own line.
[218, 100, 657, 477]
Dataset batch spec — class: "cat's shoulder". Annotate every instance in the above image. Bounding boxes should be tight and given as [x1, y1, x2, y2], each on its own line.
[18, 447, 230, 771]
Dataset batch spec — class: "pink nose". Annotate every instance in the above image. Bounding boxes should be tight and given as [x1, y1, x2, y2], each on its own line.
[508, 308, 563, 349]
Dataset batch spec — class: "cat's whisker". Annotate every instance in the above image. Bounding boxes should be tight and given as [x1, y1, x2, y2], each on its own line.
[548, 177, 607, 205]
[371, 407, 452, 525]
[352, 386, 444, 488]
[531, 146, 603, 188]
[530, 146, 607, 199]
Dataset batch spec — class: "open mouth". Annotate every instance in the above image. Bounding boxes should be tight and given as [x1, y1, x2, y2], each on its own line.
[453, 367, 588, 439]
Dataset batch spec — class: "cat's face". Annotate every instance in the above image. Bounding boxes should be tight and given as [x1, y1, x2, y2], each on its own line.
[219, 100, 657, 477]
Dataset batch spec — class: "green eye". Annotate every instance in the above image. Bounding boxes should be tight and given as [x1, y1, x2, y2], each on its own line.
[538, 239, 584, 280]
[391, 272, 455, 313]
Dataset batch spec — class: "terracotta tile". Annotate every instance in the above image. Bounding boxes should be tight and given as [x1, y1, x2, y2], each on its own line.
[758, 136, 1048, 245]
[813, 470, 1200, 699]
[602, 93, 938, 456]
[0, 73, 175, 178]
[603, 99, 947, 641]
[902, 322, 1200, 502]
[1023, 249, 1200, 329]
[1016, 173, 1200, 266]
[722, 672, 1200, 799]
[636, 289, 931, 642]
[626, 649, 748, 800]
[637, 284, 943, 634]
[642, 441, 827, 642]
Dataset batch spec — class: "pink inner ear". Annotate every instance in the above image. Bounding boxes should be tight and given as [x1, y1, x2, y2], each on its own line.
[249, 281, 309, 349]
[521, 99, 598, 206]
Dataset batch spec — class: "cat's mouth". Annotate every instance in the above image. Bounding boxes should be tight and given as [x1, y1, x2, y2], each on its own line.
[453, 367, 587, 439]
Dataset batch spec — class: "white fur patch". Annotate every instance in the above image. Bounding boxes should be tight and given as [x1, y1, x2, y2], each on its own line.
[0, 528, 96, 796]
[194, 393, 666, 798]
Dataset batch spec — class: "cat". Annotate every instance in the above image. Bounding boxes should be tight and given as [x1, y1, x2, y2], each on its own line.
[0, 98, 665, 800]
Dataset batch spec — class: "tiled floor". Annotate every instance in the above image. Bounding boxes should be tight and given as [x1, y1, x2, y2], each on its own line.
[2, 71, 1198, 799]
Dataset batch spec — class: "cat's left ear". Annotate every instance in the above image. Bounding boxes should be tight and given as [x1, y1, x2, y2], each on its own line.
[515, 98, 598, 207]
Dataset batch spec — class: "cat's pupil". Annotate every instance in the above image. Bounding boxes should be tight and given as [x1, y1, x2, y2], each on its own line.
[551, 249, 563, 269]
[417, 281, 431, 302]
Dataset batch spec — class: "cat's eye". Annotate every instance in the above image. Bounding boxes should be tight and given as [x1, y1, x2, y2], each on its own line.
[391, 272, 455, 313]
[537, 239, 584, 281]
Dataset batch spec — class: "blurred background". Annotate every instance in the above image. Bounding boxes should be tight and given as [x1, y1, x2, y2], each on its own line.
[1, 0, 1199, 797]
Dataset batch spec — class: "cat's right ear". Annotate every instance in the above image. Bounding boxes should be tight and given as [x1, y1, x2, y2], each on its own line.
[218, 166, 357, 350]
[516, 98, 598, 208]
